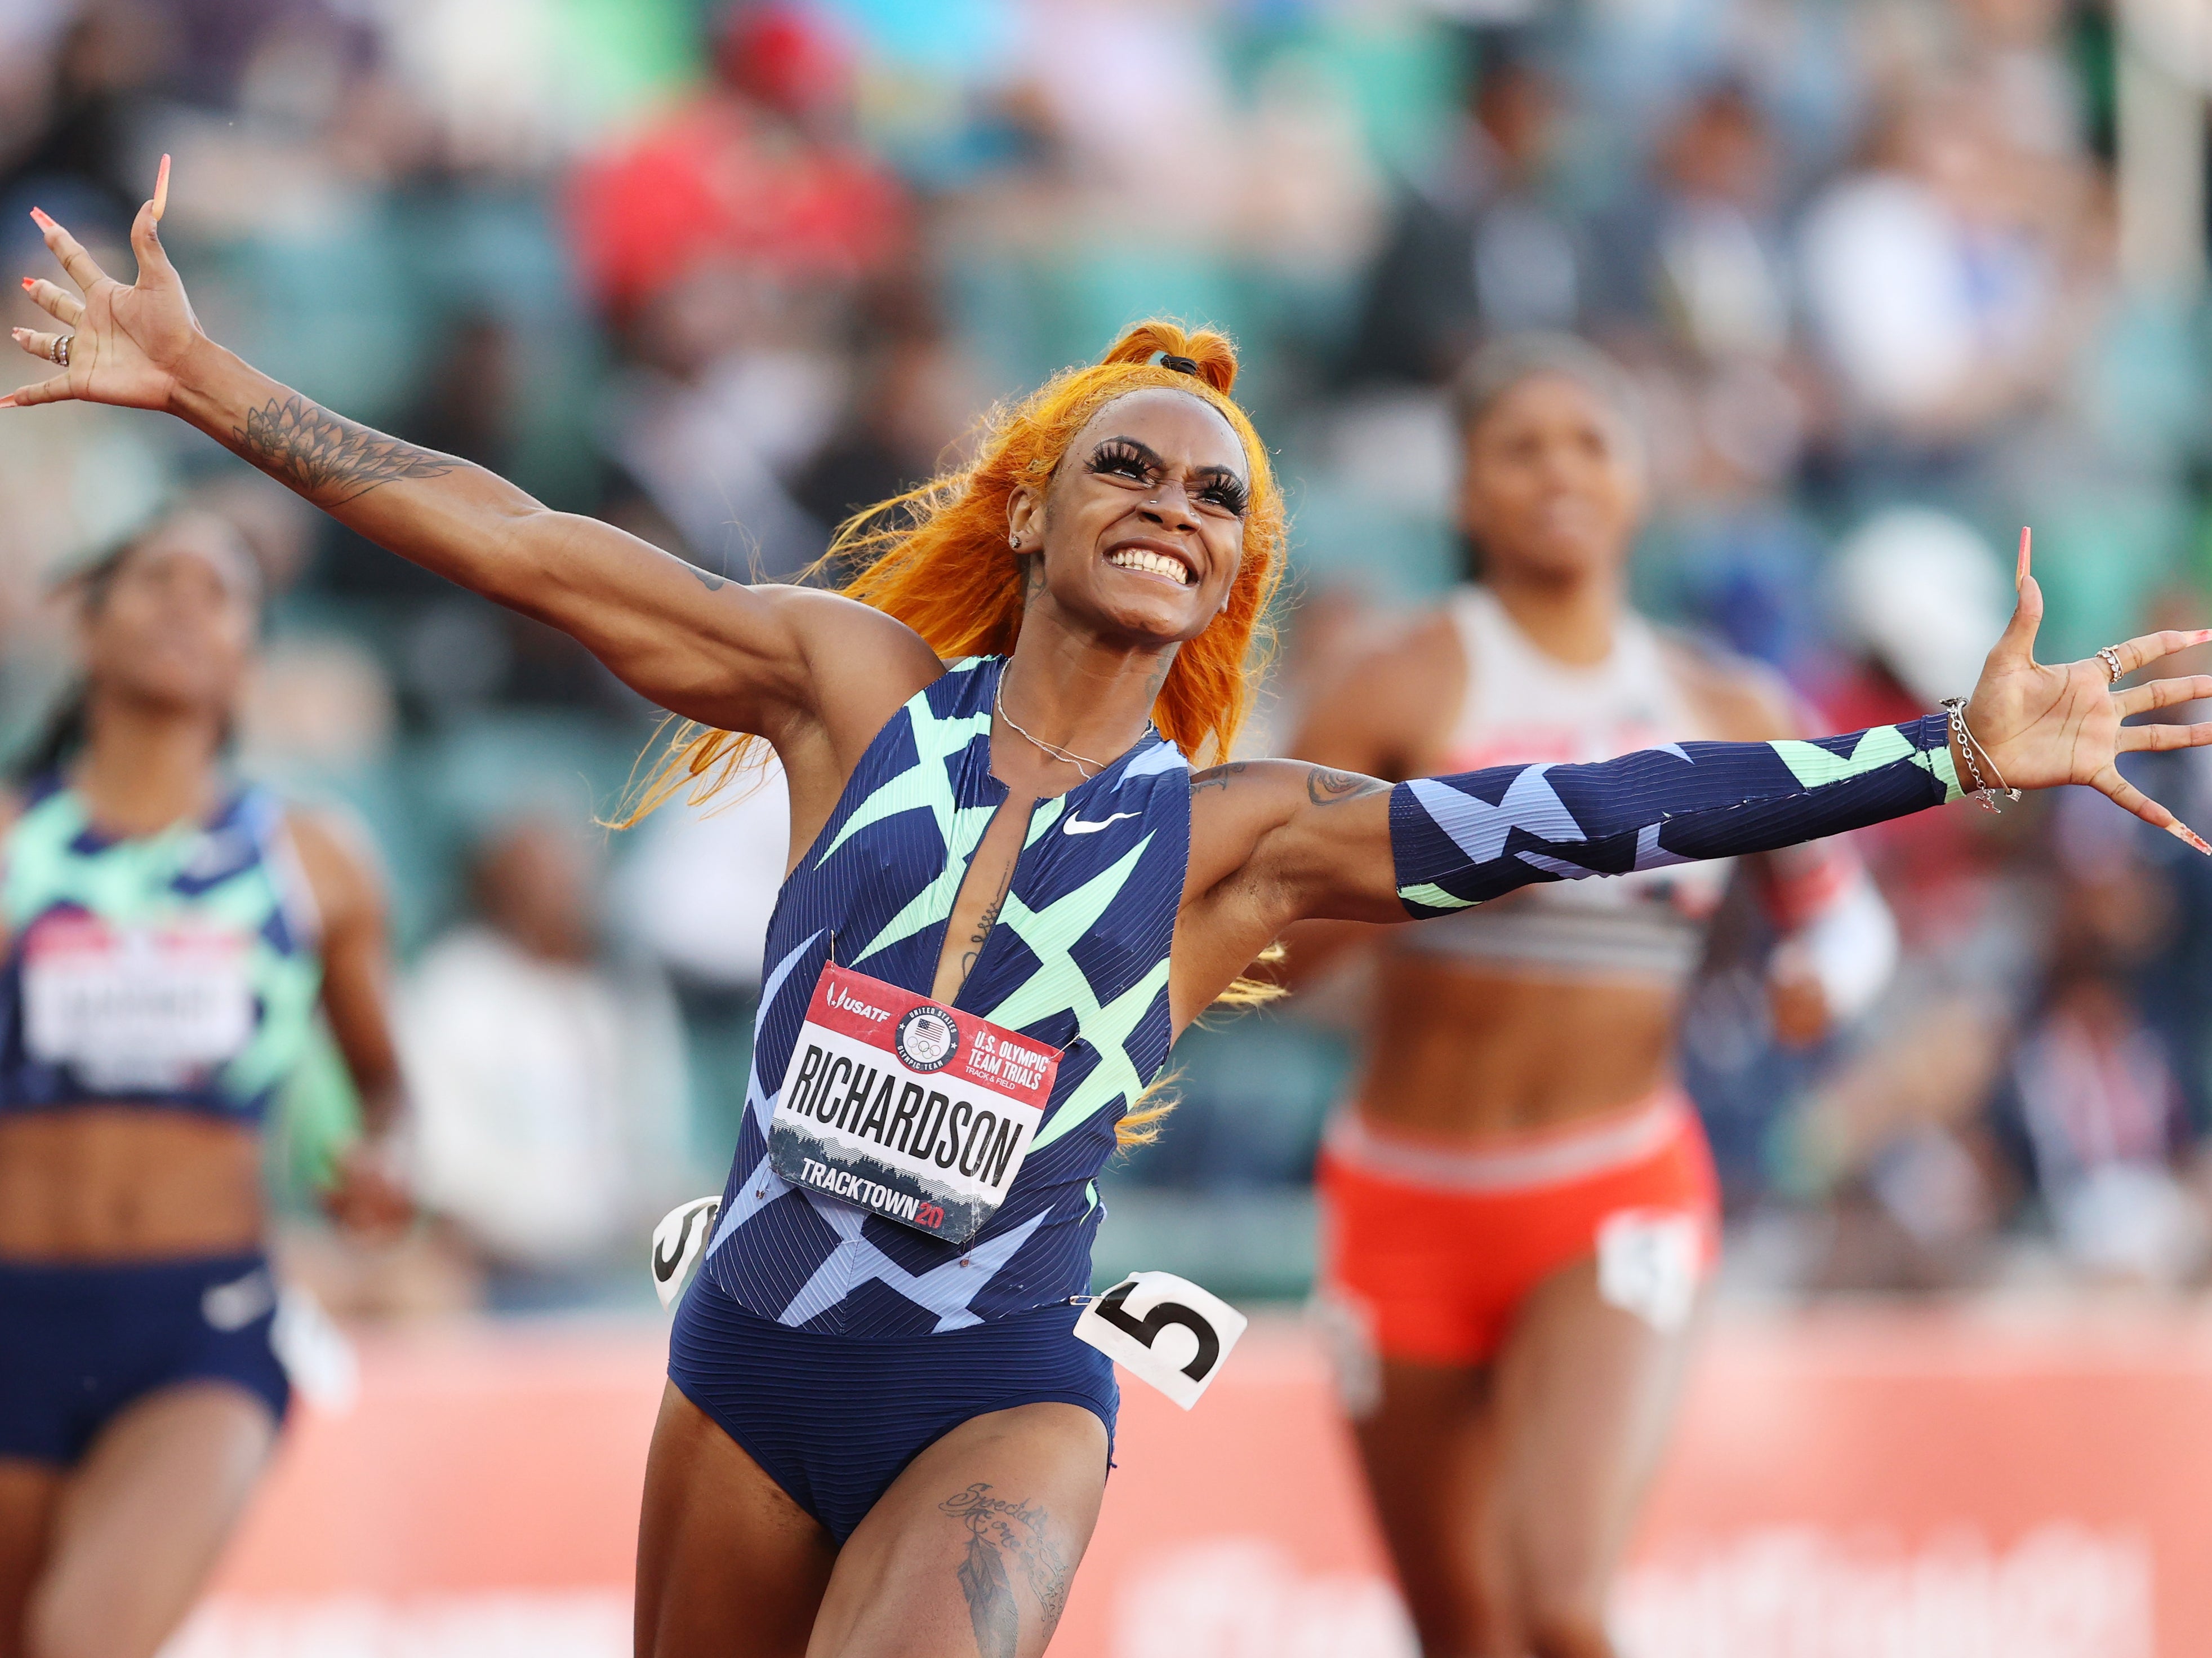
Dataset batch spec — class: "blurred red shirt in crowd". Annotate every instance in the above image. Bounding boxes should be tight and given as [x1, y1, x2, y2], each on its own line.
[568, 2, 910, 318]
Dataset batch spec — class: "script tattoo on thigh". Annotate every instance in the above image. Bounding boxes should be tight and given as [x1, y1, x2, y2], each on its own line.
[940, 1482, 1071, 1657]
[232, 395, 458, 506]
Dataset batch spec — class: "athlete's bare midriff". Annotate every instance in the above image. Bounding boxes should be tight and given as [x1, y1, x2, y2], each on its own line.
[0, 1108, 263, 1260]
[1334, 606, 1782, 1148]
[1351, 948, 1680, 1141]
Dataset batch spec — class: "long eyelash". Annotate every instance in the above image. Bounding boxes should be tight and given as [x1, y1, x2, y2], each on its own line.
[1087, 439, 1248, 515]
[1198, 477, 1250, 517]
[1086, 440, 1152, 482]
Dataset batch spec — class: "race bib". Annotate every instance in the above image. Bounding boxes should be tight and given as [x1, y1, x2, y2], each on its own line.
[769, 964, 1062, 1246]
[23, 917, 253, 1091]
[1075, 1271, 1248, 1410]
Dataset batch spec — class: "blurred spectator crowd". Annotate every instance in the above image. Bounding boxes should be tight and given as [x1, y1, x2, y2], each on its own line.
[5, 0, 2212, 1309]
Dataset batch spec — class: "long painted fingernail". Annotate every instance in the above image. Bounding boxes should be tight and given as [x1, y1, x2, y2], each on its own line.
[152, 153, 171, 222]
[0, 397, 16, 409]
[17, 278, 30, 292]
[2168, 821, 2212, 856]
[2018, 526, 2031, 586]
[28, 208, 51, 229]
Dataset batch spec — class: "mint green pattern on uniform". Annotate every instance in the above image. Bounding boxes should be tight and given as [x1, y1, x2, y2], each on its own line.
[1, 784, 322, 1118]
[973, 835, 1167, 1153]
[831, 672, 998, 964]
[706, 655, 1191, 1336]
[833, 674, 1169, 1155]
[1771, 727, 1964, 801]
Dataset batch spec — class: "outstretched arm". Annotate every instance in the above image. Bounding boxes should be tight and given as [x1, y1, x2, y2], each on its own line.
[1381, 714, 1958, 918]
[1177, 549, 2212, 1023]
[5, 162, 938, 743]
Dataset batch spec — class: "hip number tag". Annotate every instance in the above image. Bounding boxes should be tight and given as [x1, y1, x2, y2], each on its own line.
[1074, 1270, 1248, 1410]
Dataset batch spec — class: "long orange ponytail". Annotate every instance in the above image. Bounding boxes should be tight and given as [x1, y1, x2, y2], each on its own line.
[620, 320, 1286, 821]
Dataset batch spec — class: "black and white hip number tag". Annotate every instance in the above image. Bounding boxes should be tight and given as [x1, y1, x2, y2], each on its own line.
[1073, 1270, 1248, 1410]
[649, 1196, 722, 1308]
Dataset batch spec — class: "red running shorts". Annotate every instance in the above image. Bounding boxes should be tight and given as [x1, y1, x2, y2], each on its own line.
[1315, 1088, 1719, 1371]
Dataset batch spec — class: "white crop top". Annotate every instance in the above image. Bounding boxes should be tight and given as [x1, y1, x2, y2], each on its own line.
[1397, 585, 1737, 984]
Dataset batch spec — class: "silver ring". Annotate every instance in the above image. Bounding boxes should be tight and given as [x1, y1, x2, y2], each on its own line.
[51, 335, 69, 369]
[2098, 646, 2124, 685]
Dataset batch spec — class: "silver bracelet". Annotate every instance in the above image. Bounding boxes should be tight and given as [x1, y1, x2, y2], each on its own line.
[1940, 697, 2020, 812]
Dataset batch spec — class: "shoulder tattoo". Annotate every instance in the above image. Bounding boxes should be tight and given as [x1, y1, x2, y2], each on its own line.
[1305, 767, 1388, 807]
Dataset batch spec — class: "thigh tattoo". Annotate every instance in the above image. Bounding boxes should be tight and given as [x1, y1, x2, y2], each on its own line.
[939, 1482, 1070, 1658]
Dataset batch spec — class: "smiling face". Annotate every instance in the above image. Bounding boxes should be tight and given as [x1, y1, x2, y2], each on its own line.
[79, 514, 260, 718]
[1458, 371, 1644, 589]
[1006, 386, 1251, 648]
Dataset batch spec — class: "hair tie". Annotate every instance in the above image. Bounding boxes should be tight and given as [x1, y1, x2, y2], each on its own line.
[1158, 354, 1200, 376]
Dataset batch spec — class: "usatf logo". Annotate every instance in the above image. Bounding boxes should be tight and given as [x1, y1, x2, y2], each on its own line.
[828, 983, 892, 1022]
[893, 1004, 959, 1072]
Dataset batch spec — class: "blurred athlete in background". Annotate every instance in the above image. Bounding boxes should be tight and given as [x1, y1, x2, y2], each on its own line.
[0, 507, 407, 1658]
[13, 165, 2208, 1658]
[1290, 336, 1899, 1658]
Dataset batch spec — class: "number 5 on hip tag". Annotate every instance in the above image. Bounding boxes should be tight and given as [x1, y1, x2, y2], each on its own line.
[1073, 1271, 1247, 1410]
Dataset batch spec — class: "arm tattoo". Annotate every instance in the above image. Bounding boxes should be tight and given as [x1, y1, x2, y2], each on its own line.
[688, 563, 727, 591]
[232, 395, 458, 506]
[940, 1483, 1071, 1656]
[1190, 761, 1248, 795]
[1306, 766, 1389, 807]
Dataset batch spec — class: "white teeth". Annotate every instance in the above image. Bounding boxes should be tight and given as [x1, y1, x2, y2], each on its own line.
[1106, 549, 1193, 584]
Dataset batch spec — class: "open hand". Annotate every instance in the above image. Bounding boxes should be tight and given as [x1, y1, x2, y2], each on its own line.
[1965, 531, 2212, 850]
[5, 155, 207, 412]
[322, 1139, 415, 1241]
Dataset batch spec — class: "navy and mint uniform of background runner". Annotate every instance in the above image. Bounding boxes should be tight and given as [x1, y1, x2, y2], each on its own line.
[669, 659, 1960, 1539]
[0, 779, 321, 1464]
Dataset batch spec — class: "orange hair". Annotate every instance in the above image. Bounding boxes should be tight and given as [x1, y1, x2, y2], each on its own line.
[621, 321, 1288, 1144]
[622, 320, 1284, 820]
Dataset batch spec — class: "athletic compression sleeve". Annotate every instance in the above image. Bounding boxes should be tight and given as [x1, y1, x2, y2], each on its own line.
[1391, 714, 1961, 918]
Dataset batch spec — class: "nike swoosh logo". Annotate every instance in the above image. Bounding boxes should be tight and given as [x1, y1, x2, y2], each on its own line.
[1063, 812, 1140, 835]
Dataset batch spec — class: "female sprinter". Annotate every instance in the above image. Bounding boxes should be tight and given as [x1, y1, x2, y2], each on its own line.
[11, 167, 2211, 1658]
[1288, 334, 1899, 1658]
[0, 505, 407, 1658]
